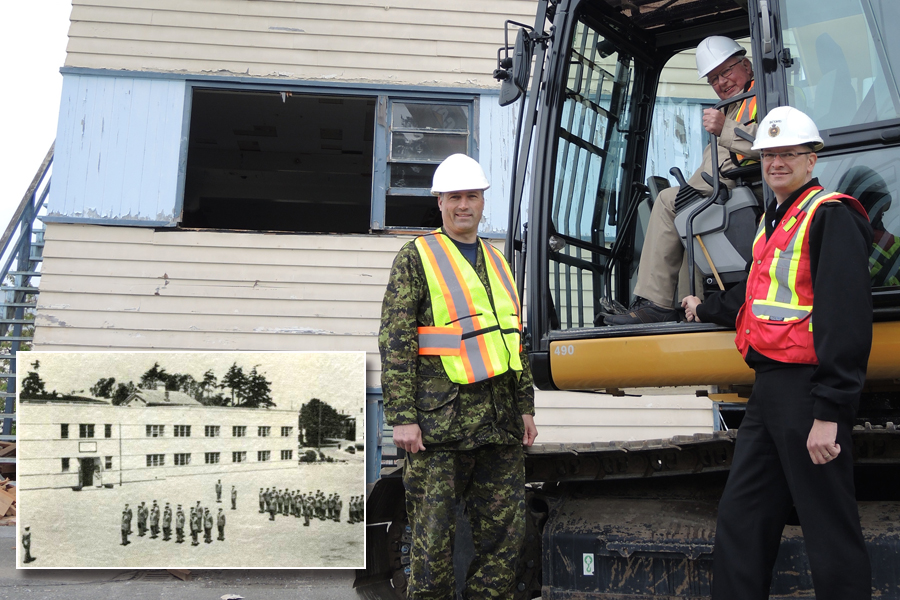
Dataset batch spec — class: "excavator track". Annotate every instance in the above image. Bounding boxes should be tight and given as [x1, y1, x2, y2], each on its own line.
[357, 424, 900, 599]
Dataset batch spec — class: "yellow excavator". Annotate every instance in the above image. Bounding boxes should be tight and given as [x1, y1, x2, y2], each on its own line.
[358, 1, 900, 597]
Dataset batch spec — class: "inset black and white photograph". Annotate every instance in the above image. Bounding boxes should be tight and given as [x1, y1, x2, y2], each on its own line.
[16, 351, 366, 569]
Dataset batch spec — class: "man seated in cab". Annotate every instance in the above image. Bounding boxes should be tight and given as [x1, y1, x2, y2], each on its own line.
[606, 36, 759, 325]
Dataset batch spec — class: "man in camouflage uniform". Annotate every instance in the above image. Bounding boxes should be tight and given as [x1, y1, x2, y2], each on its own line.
[379, 154, 538, 600]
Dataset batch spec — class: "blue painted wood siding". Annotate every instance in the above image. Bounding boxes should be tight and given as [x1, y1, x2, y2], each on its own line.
[47, 74, 187, 226]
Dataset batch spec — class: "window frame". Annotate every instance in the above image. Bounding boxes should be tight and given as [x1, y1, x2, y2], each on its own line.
[60, 424, 69, 439]
[146, 424, 165, 438]
[205, 425, 220, 437]
[179, 81, 479, 234]
[258, 426, 271, 437]
[205, 452, 220, 464]
[174, 425, 191, 437]
[79, 424, 95, 439]
[281, 449, 293, 460]
[233, 426, 247, 438]
[232, 451, 247, 463]
[377, 97, 478, 231]
[174, 453, 191, 466]
[146, 454, 165, 467]
[258, 450, 271, 462]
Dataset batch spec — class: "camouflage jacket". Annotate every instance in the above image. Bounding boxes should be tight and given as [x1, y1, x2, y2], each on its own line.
[379, 238, 535, 451]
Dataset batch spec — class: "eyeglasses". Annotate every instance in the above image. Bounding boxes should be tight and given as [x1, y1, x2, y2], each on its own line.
[760, 151, 812, 161]
[707, 60, 744, 86]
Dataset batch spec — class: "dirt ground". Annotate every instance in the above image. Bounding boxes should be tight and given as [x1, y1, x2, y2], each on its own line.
[17, 450, 365, 569]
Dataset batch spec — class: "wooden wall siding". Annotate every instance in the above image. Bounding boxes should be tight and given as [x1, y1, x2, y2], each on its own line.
[66, 0, 540, 87]
[32, 223, 415, 388]
[48, 74, 186, 225]
[533, 391, 714, 443]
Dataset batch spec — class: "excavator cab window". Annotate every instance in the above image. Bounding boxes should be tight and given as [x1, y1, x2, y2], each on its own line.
[779, 0, 899, 131]
[778, 0, 900, 295]
[547, 17, 635, 329]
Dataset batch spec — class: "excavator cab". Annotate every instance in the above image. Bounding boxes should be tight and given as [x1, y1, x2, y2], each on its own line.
[502, 0, 900, 395]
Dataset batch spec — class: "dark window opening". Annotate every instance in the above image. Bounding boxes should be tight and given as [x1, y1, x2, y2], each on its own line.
[182, 89, 376, 233]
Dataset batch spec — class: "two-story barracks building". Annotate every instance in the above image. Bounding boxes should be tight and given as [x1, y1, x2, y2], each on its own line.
[19, 398, 299, 489]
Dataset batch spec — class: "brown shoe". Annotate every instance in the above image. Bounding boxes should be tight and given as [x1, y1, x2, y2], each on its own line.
[603, 297, 679, 325]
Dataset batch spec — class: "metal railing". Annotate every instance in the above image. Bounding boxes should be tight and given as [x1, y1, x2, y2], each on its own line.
[0, 143, 53, 458]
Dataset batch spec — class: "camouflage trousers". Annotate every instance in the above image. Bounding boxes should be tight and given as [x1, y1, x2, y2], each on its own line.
[403, 444, 525, 600]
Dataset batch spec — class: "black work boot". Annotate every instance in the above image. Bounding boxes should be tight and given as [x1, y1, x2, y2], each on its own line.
[603, 297, 679, 325]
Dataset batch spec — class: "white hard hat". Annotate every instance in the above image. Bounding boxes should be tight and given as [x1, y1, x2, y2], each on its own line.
[752, 106, 824, 151]
[696, 36, 746, 79]
[431, 154, 490, 196]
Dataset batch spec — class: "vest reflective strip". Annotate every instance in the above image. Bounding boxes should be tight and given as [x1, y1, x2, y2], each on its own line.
[752, 190, 840, 322]
[482, 243, 521, 334]
[417, 234, 494, 383]
[733, 81, 758, 165]
[417, 326, 463, 356]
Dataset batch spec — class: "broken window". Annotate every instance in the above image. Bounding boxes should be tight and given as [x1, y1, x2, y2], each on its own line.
[181, 88, 475, 233]
[383, 100, 472, 229]
[182, 90, 376, 234]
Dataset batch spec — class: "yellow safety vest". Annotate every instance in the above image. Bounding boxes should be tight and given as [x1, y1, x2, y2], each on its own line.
[414, 230, 523, 384]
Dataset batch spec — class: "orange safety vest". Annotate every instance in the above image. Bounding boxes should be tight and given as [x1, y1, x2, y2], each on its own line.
[414, 230, 523, 384]
[732, 80, 758, 166]
[735, 187, 867, 364]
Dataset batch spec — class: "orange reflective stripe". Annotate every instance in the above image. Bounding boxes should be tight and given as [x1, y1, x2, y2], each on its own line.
[417, 326, 463, 355]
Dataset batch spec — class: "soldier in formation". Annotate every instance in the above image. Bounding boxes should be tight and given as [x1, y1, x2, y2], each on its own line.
[175, 504, 185, 544]
[203, 508, 213, 544]
[217, 508, 226, 541]
[162, 502, 172, 541]
[137, 501, 148, 537]
[120, 505, 131, 546]
[190, 507, 201, 546]
[149, 500, 160, 539]
[215, 479, 223, 503]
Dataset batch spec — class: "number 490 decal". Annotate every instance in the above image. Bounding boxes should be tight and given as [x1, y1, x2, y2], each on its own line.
[554, 344, 575, 356]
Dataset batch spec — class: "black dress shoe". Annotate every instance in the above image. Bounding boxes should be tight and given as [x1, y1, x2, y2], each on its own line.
[603, 297, 679, 325]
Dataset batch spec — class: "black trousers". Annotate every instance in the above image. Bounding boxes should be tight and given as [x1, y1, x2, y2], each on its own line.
[712, 366, 871, 600]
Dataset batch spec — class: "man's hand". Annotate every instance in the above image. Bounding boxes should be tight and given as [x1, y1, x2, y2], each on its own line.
[522, 414, 538, 447]
[807, 419, 840, 465]
[393, 423, 426, 454]
[702, 108, 726, 137]
[681, 295, 702, 322]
